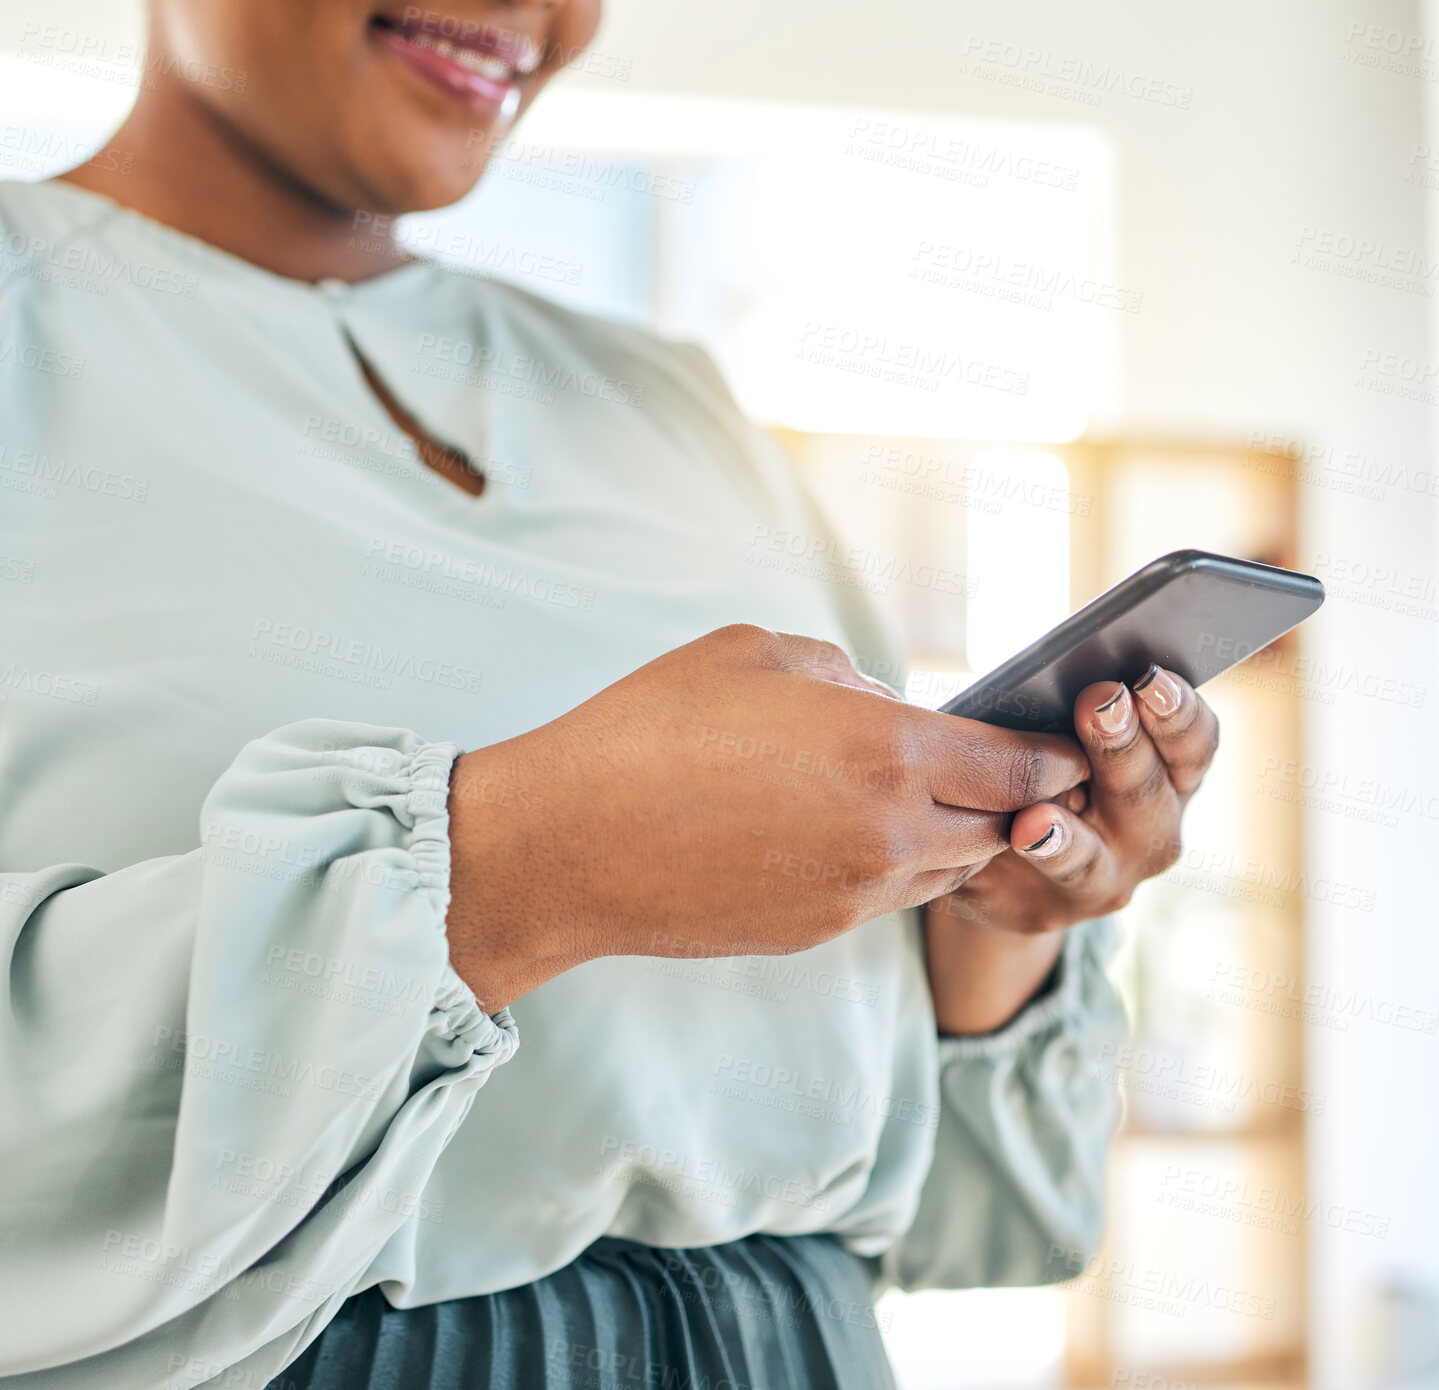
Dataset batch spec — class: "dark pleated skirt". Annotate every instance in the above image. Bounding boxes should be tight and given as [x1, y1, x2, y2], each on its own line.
[266, 1232, 896, 1390]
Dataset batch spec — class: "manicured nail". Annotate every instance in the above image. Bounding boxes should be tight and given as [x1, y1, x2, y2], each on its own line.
[1092, 684, 1133, 737]
[1134, 663, 1183, 717]
[1022, 821, 1064, 857]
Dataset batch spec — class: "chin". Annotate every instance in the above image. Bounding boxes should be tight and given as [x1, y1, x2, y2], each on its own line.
[326, 118, 494, 216]
[359, 157, 484, 216]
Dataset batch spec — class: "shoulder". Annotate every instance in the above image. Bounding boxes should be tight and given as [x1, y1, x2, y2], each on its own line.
[0, 181, 47, 268]
[0, 179, 132, 304]
[0, 178, 116, 246]
[0, 178, 34, 231]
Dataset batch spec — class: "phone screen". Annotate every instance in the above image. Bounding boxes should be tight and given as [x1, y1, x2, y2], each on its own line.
[939, 550, 1325, 733]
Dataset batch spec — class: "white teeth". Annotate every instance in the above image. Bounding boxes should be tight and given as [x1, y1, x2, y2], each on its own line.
[399, 27, 540, 81]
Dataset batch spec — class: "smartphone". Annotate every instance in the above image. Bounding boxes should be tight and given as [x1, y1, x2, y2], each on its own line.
[939, 549, 1325, 733]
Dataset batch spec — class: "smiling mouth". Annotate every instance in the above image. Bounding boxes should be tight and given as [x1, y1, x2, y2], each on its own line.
[370, 11, 543, 115]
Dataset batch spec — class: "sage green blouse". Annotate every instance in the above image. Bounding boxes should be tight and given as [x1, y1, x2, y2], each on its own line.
[0, 178, 1124, 1390]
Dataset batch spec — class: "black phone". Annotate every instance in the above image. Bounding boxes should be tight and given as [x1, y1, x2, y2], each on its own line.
[939, 549, 1325, 733]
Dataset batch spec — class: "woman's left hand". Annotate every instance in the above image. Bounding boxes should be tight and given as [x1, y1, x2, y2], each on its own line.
[924, 665, 1220, 1033]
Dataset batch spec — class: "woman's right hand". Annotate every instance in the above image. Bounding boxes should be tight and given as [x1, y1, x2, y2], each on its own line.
[445, 624, 1090, 1010]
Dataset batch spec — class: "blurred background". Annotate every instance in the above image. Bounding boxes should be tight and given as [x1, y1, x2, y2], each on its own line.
[4, 1, 1437, 1387]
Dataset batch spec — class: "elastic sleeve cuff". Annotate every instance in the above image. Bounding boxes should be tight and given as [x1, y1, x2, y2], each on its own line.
[399, 743, 519, 1060]
[934, 915, 1118, 1065]
[431, 964, 519, 1066]
[323, 730, 520, 1058]
[389, 738, 463, 917]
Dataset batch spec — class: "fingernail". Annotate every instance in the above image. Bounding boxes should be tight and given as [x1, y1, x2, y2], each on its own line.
[1134, 663, 1183, 717]
[1092, 684, 1133, 737]
[1022, 821, 1065, 857]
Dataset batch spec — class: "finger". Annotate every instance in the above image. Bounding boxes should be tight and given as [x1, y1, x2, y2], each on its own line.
[852, 672, 904, 700]
[909, 856, 998, 906]
[1131, 664, 1220, 798]
[761, 628, 900, 698]
[915, 802, 1014, 871]
[1009, 800, 1121, 903]
[1040, 785, 1089, 813]
[910, 707, 1091, 812]
[1073, 680, 1179, 841]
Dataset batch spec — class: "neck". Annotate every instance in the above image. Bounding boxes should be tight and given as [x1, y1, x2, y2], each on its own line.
[59, 72, 412, 284]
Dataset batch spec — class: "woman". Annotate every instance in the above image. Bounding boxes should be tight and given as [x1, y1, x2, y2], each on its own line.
[0, 1, 1218, 1386]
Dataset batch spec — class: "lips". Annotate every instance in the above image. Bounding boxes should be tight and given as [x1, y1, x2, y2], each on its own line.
[370, 11, 542, 117]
